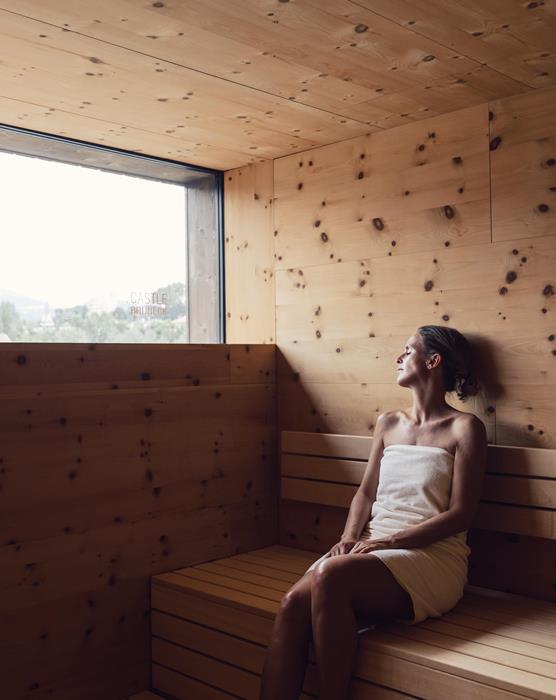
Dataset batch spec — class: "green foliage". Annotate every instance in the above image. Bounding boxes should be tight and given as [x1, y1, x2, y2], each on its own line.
[0, 282, 188, 342]
[0, 300, 25, 338]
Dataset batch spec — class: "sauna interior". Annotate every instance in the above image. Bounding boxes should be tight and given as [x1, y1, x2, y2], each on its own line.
[0, 1, 555, 699]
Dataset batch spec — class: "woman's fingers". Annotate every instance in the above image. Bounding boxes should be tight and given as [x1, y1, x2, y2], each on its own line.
[326, 538, 366, 558]
[351, 543, 372, 554]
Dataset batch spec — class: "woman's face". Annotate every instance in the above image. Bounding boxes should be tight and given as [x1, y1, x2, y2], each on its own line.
[395, 333, 425, 386]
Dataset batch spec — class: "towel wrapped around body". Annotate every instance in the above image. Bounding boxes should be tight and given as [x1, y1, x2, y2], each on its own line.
[304, 443, 470, 624]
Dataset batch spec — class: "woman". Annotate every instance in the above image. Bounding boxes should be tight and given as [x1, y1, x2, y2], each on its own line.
[259, 325, 488, 700]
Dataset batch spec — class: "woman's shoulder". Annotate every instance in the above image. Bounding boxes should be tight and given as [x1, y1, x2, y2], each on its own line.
[376, 410, 404, 430]
[453, 411, 488, 444]
[452, 410, 487, 432]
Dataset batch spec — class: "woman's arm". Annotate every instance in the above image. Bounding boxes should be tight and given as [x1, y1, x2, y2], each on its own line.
[340, 412, 391, 541]
[353, 414, 488, 552]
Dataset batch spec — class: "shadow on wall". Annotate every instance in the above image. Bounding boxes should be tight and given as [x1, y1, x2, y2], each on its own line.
[274, 334, 546, 447]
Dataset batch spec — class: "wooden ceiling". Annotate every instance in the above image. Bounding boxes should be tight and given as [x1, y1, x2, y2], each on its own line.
[0, 0, 554, 170]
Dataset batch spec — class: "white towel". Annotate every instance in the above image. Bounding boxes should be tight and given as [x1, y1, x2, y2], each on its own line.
[306, 444, 470, 624]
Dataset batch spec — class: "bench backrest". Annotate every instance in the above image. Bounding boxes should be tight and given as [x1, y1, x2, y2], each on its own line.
[280, 431, 556, 602]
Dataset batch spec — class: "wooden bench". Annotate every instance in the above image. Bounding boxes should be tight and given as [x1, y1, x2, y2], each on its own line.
[150, 431, 556, 699]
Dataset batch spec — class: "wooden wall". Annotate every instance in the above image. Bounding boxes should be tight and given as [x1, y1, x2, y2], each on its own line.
[264, 86, 556, 448]
[222, 86, 556, 446]
[0, 342, 276, 700]
[224, 160, 276, 345]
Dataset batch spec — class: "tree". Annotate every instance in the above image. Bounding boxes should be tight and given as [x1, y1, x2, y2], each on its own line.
[0, 301, 23, 339]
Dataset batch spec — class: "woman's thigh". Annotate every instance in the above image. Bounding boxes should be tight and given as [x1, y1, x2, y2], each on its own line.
[312, 553, 414, 622]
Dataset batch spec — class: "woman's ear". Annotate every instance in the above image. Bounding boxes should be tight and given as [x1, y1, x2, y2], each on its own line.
[427, 353, 442, 369]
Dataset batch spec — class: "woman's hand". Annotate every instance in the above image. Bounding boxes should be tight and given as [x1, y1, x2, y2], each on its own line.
[323, 537, 359, 558]
[349, 536, 393, 554]
[323, 534, 394, 559]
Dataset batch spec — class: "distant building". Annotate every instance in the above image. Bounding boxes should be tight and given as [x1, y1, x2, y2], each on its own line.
[39, 303, 55, 328]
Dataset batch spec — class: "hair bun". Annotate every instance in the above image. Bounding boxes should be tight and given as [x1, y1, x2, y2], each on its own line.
[454, 371, 479, 400]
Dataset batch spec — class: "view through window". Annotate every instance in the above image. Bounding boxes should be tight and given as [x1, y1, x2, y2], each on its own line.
[0, 127, 223, 343]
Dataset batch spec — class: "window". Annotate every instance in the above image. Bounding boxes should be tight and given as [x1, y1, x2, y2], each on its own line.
[0, 125, 224, 343]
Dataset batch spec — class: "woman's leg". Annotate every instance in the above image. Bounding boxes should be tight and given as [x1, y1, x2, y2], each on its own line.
[259, 570, 315, 700]
[311, 553, 414, 700]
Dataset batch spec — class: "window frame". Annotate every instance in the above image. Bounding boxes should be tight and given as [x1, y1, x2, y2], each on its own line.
[0, 122, 226, 343]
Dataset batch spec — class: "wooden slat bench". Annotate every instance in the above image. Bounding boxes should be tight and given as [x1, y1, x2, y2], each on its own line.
[151, 431, 556, 699]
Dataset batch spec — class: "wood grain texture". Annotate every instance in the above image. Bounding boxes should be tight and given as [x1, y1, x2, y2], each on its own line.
[224, 162, 275, 344]
[0, 1, 553, 168]
[355, 0, 556, 89]
[274, 104, 491, 269]
[0, 342, 276, 700]
[490, 86, 556, 242]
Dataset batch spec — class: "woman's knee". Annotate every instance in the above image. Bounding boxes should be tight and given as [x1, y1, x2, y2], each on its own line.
[279, 576, 312, 621]
[312, 555, 350, 590]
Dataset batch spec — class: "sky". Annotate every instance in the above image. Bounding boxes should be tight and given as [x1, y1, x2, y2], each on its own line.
[0, 150, 187, 310]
